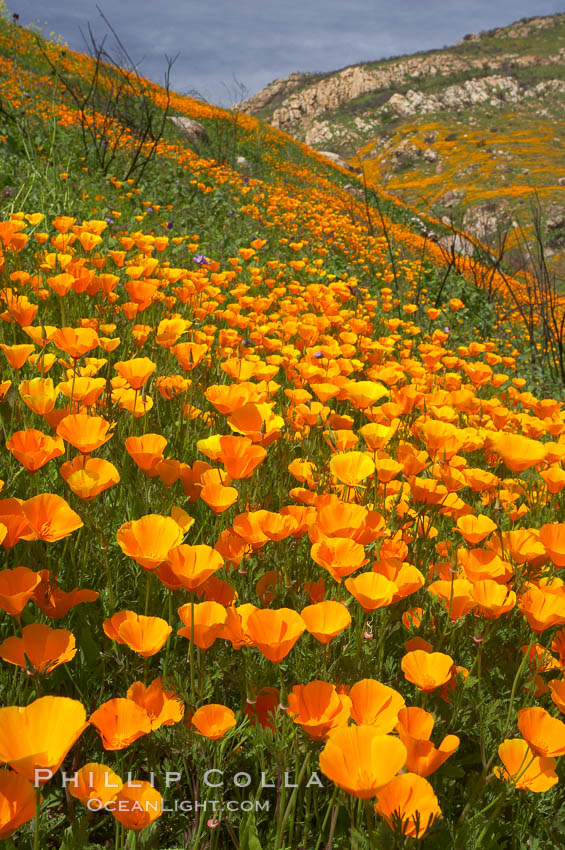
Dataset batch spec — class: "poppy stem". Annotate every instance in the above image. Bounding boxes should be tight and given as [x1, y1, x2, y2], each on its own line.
[276, 752, 310, 849]
[313, 784, 338, 850]
[363, 799, 378, 850]
[278, 666, 288, 708]
[144, 571, 151, 617]
[34, 786, 41, 850]
[501, 633, 535, 740]
[474, 788, 507, 847]
[163, 594, 173, 675]
[353, 612, 368, 671]
[189, 598, 195, 705]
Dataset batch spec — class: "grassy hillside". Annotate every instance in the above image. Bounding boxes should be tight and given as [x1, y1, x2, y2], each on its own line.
[0, 9, 565, 850]
[241, 14, 565, 278]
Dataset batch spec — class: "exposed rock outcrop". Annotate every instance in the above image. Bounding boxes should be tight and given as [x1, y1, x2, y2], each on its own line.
[316, 150, 356, 171]
[168, 116, 209, 145]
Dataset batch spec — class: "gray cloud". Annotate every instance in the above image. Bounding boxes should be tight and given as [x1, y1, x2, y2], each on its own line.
[10, 0, 565, 104]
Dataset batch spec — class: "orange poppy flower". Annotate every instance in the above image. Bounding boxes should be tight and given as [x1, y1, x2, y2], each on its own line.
[518, 585, 565, 633]
[397, 443, 429, 476]
[540, 467, 565, 494]
[218, 435, 267, 479]
[457, 548, 512, 584]
[103, 610, 172, 657]
[396, 707, 460, 776]
[323, 429, 360, 453]
[221, 603, 257, 649]
[456, 514, 497, 545]
[494, 739, 558, 791]
[51, 327, 98, 359]
[221, 358, 258, 382]
[244, 687, 280, 731]
[349, 680, 405, 733]
[190, 704, 236, 740]
[401, 651, 455, 692]
[493, 433, 547, 473]
[89, 698, 151, 750]
[257, 511, 299, 541]
[166, 544, 223, 591]
[0, 769, 37, 839]
[374, 456, 403, 484]
[517, 707, 565, 757]
[521, 642, 561, 675]
[498, 529, 546, 566]
[0, 343, 35, 370]
[372, 559, 425, 604]
[311, 537, 368, 583]
[213, 528, 248, 570]
[232, 510, 271, 548]
[311, 496, 385, 545]
[0, 623, 76, 674]
[200, 482, 239, 513]
[59, 456, 120, 500]
[409, 477, 447, 506]
[32, 570, 98, 619]
[329, 451, 375, 486]
[374, 773, 441, 838]
[197, 435, 224, 461]
[343, 380, 389, 410]
[205, 383, 251, 414]
[345, 572, 397, 612]
[6, 430, 64, 473]
[196, 575, 236, 607]
[227, 402, 283, 446]
[127, 678, 184, 730]
[245, 608, 305, 663]
[0, 500, 36, 548]
[116, 514, 183, 570]
[173, 342, 208, 371]
[114, 357, 156, 390]
[280, 505, 316, 538]
[428, 579, 475, 621]
[177, 601, 228, 649]
[57, 375, 106, 409]
[360, 421, 399, 452]
[124, 433, 167, 475]
[472, 580, 516, 619]
[539, 523, 565, 568]
[420, 420, 463, 461]
[56, 414, 113, 454]
[0, 567, 41, 616]
[111, 781, 162, 831]
[22, 494, 83, 542]
[18, 377, 58, 415]
[0, 696, 87, 783]
[319, 725, 407, 799]
[22, 325, 57, 348]
[68, 762, 123, 809]
[300, 601, 351, 644]
[287, 681, 351, 740]
[113, 387, 153, 417]
[548, 679, 565, 714]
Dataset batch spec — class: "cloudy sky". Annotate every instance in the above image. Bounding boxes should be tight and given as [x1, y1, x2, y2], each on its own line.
[10, 1, 565, 105]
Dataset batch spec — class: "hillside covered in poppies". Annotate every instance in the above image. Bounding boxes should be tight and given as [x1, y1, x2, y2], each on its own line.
[240, 13, 565, 279]
[0, 8, 565, 850]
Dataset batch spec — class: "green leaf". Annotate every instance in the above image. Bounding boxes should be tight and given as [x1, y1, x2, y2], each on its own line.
[240, 810, 263, 850]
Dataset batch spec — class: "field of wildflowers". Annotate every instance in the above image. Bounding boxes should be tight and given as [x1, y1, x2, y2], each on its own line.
[0, 11, 564, 850]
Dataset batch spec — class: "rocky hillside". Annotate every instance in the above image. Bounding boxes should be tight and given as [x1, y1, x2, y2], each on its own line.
[240, 14, 565, 274]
